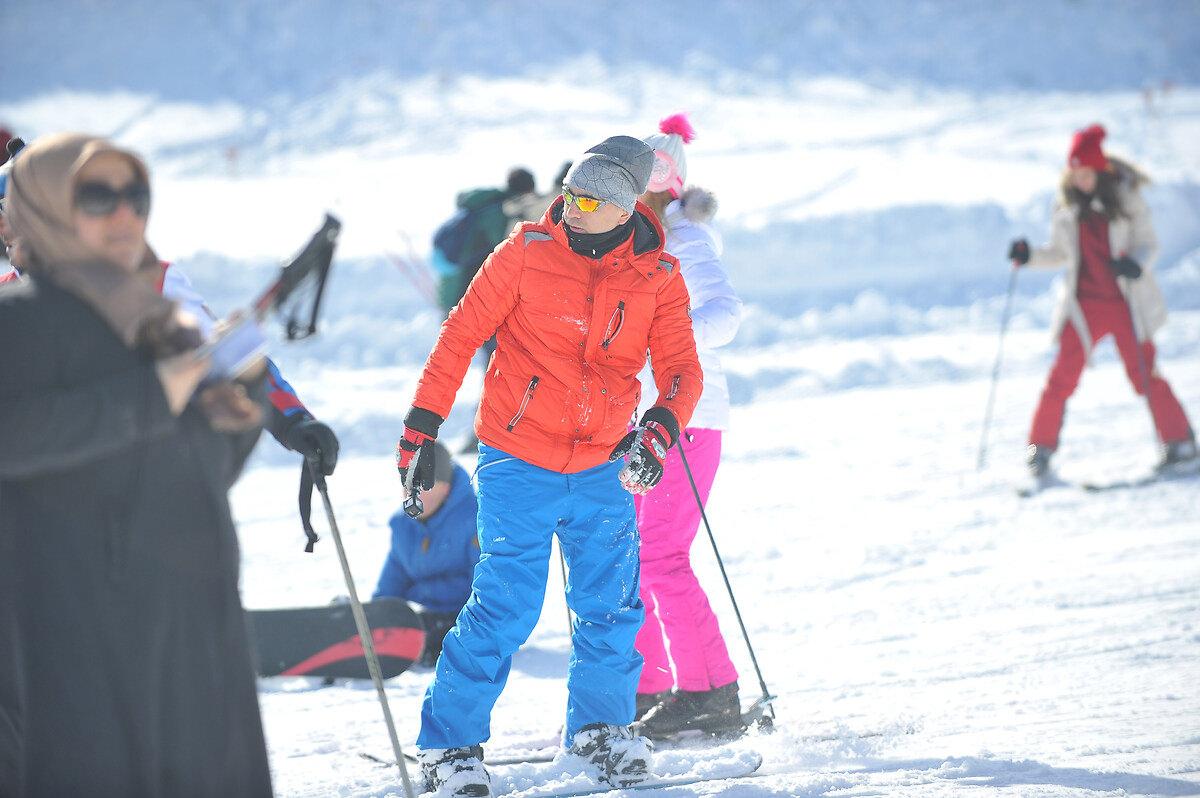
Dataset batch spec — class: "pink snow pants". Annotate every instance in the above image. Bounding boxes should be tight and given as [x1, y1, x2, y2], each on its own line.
[634, 428, 739, 694]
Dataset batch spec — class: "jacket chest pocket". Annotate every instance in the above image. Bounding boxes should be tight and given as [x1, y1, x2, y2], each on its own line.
[596, 288, 656, 362]
[599, 301, 626, 351]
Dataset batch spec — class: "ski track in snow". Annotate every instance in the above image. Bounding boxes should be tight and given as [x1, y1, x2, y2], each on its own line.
[9, 3, 1200, 794]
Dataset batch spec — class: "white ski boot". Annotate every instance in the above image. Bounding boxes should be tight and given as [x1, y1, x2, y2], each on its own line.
[567, 723, 653, 788]
[416, 745, 491, 797]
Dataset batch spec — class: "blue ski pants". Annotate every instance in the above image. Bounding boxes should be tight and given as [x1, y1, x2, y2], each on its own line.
[416, 444, 644, 749]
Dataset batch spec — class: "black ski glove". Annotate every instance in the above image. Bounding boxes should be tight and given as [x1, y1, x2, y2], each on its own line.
[1008, 238, 1030, 266]
[284, 416, 340, 475]
[608, 407, 680, 495]
[1108, 256, 1142, 279]
[396, 407, 444, 516]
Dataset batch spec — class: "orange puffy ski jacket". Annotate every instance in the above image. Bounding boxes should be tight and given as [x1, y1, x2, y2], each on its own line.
[411, 197, 703, 473]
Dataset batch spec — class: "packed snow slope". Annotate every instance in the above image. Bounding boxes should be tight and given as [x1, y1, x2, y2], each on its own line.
[5, 2, 1200, 796]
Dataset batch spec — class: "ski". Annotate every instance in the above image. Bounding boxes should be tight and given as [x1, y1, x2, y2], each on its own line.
[362, 749, 763, 795]
[1014, 459, 1199, 495]
[510, 751, 763, 798]
[373, 696, 780, 769]
[1015, 472, 1067, 498]
[1082, 459, 1200, 493]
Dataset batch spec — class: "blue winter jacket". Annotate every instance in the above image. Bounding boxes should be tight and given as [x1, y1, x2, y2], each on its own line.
[373, 464, 480, 614]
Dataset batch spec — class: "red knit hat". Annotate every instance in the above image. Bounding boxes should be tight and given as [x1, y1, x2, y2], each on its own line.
[1068, 124, 1109, 171]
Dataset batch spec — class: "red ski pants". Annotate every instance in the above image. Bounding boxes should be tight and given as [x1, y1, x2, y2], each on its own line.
[634, 428, 738, 695]
[1029, 298, 1192, 449]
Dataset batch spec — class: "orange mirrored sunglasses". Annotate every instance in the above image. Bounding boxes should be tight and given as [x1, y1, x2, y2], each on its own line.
[562, 188, 607, 213]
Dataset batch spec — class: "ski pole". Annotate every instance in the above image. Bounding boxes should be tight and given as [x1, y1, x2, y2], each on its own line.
[308, 460, 417, 798]
[676, 441, 776, 722]
[976, 266, 1020, 470]
[1120, 279, 1162, 448]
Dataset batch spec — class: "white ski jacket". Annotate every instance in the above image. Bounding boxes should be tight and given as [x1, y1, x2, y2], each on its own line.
[1026, 167, 1166, 359]
[638, 189, 742, 431]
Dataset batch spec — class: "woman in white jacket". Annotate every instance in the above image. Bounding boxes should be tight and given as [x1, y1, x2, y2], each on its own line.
[1009, 124, 1194, 477]
[631, 115, 745, 740]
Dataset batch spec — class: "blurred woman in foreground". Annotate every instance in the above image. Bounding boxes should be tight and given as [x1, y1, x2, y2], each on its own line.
[0, 133, 273, 797]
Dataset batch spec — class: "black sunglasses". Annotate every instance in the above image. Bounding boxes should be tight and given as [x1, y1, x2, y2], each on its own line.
[74, 181, 151, 218]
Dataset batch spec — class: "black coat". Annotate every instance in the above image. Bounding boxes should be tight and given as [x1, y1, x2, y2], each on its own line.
[0, 277, 273, 798]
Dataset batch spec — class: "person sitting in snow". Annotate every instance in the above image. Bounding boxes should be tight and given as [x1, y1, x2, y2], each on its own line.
[1009, 124, 1196, 478]
[395, 134, 703, 797]
[628, 114, 747, 741]
[373, 441, 480, 668]
[0, 134, 339, 475]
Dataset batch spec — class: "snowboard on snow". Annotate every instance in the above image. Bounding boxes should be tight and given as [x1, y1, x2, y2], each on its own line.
[248, 597, 425, 679]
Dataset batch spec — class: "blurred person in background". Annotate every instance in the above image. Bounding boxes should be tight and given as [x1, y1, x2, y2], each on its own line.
[374, 441, 481, 668]
[431, 166, 538, 315]
[395, 134, 702, 796]
[1009, 124, 1195, 479]
[629, 115, 746, 741]
[430, 165, 539, 452]
[502, 160, 574, 231]
[0, 133, 273, 797]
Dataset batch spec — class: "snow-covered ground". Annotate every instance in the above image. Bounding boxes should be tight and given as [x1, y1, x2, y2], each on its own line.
[231, 328, 1200, 797]
[6, 1, 1200, 795]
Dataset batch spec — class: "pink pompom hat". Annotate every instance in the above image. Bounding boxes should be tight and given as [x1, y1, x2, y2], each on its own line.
[644, 113, 695, 198]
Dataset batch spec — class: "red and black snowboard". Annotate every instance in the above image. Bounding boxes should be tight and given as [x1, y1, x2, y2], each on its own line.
[248, 597, 425, 679]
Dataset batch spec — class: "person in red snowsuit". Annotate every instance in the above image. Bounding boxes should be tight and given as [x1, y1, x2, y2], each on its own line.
[1009, 124, 1195, 476]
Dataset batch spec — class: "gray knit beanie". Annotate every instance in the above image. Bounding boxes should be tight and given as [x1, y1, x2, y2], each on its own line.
[563, 135, 655, 213]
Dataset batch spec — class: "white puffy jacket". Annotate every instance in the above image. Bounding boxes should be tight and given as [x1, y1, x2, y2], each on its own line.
[638, 188, 743, 431]
[1027, 165, 1166, 359]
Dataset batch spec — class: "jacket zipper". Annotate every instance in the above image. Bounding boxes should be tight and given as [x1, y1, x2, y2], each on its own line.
[601, 301, 626, 350]
[665, 374, 681, 400]
[507, 376, 540, 431]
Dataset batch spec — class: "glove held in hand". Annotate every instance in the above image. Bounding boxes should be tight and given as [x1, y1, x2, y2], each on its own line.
[396, 407, 444, 494]
[1108, 256, 1142, 279]
[609, 413, 677, 496]
[283, 415, 340, 475]
[1008, 238, 1030, 266]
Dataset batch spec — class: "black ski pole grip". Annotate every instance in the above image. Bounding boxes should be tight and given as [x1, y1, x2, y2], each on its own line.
[401, 459, 424, 518]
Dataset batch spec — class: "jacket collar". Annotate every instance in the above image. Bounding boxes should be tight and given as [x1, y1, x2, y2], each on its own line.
[542, 196, 667, 276]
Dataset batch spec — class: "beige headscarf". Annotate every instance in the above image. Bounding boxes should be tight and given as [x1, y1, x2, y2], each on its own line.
[5, 133, 178, 351]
